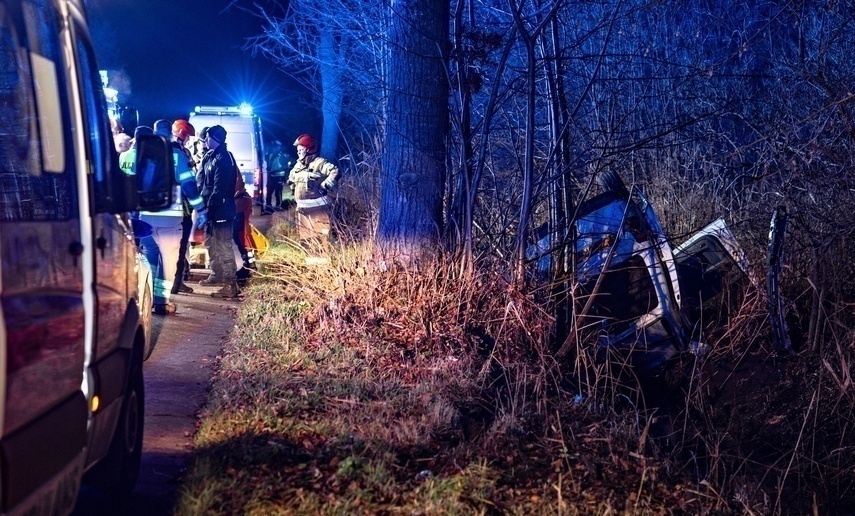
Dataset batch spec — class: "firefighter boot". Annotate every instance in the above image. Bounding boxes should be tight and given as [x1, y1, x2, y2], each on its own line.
[211, 281, 239, 299]
[171, 282, 194, 294]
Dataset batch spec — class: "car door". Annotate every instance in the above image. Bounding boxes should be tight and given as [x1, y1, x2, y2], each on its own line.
[72, 18, 132, 361]
[673, 217, 754, 332]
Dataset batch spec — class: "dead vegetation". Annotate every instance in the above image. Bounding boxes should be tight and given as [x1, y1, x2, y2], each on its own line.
[178, 0, 855, 510]
[175, 204, 855, 514]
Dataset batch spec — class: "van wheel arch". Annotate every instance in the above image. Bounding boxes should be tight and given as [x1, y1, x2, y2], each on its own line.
[83, 333, 145, 494]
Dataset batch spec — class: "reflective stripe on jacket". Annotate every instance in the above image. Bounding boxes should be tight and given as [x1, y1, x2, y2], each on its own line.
[172, 141, 205, 215]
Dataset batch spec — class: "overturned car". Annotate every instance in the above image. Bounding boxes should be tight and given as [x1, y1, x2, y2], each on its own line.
[545, 172, 755, 374]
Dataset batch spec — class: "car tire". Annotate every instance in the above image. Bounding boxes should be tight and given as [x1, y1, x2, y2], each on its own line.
[597, 170, 630, 199]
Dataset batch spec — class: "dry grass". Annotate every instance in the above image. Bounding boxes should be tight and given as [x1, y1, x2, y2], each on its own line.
[176, 219, 705, 514]
[177, 207, 855, 514]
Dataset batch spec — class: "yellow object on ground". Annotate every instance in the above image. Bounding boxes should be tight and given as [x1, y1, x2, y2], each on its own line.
[248, 223, 270, 258]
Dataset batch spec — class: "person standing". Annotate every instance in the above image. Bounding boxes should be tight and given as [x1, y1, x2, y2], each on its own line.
[233, 163, 256, 278]
[194, 126, 210, 187]
[198, 125, 240, 298]
[265, 139, 291, 210]
[119, 125, 152, 174]
[153, 118, 171, 139]
[199, 126, 255, 277]
[288, 134, 339, 241]
[114, 132, 131, 153]
[192, 136, 207, 167]
[190, 127, 211, 256]
[170, 119, 207, 294]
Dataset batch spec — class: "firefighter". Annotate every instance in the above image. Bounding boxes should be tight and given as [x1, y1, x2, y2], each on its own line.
[170, 119, 207, 294]
[288, 134, 339, 241]
[265, 139, 291, 210]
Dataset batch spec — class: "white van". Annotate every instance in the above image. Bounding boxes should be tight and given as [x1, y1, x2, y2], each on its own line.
[0, 0, 173, 513]
[189, 105, 267, 211]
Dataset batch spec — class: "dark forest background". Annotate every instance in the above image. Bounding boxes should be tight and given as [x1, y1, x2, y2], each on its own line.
[180, 0, 855, 512]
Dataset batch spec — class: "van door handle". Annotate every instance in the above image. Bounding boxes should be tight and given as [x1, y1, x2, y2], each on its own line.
[96, 236, 108, 258]
[69, 241, 84, 266]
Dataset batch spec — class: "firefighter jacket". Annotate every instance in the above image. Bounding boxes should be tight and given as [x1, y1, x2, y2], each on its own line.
[172, 141, 206, 217]
[199, 144, 237, 224]
[288, 154, 339, 212]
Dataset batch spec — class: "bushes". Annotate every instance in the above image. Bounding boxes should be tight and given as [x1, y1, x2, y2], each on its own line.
[178, 198, 855, 513]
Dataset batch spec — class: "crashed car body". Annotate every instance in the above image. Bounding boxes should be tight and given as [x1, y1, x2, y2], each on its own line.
[557, 173, 752, 373]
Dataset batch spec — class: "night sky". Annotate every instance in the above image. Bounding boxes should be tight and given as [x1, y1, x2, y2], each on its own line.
[86, 0, 319, 143]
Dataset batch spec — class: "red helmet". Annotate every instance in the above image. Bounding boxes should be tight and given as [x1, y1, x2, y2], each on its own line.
[293, 134, 318, 154]
[172, 119, 196, 141]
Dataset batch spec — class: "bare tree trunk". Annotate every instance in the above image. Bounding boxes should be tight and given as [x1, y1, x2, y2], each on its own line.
[542, 17, 575, 347]
[450, 0, 474, 269]
[318, 33, 343, 158]
[508, 0, 560, 281]
[376, 0, 450, 261]
[514, 34, 536, 280]
[468, 24, 517, 260]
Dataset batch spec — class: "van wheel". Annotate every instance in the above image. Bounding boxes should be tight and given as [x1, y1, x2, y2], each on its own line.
[84, 353, 144, 494]
[597, 170, 629, 199]
[112, 355, 144, 492]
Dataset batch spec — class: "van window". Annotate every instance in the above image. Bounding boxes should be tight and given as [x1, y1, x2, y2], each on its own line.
[0, 2, 76, 222]
[23, 0, 67, 174]
[74, 22, 115, 213]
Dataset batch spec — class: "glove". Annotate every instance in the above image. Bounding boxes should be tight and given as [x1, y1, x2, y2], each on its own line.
[320, 179, 334, 192]
[196, 209, 209, 229]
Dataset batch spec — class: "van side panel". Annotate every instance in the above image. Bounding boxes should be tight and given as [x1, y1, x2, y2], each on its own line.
[2, 0, 161, 511]
[0, 392, 87, 510]
[85, 348, 129, 464]
[1, 222, 85, 438]
[1, 284, 85, 435]
[0, 0, 90, 510]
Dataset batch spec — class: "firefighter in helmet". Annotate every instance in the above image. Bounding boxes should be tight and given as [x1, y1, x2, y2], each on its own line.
[170, 119, 207, 295]
[287, 134, 339, 241]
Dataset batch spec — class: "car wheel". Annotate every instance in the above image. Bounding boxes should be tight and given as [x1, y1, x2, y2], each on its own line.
[112, 354, 144, 493]
[597, 170, 630, 199]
